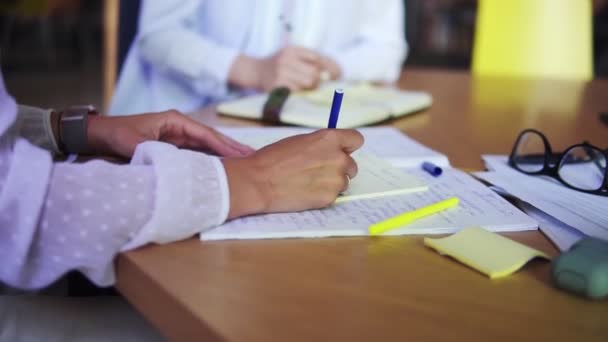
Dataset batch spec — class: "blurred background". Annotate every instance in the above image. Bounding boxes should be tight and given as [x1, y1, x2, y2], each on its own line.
[1, 0, 607, 112]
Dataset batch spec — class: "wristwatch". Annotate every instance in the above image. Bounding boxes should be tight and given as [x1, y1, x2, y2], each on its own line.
[58, 105, 98, 154]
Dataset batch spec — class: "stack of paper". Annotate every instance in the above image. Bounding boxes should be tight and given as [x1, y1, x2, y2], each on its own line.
[475, 155, 608, 251]
[519, 202, 584, 251]
[201, 168, 537, 240]
[200, 128, 537, 241]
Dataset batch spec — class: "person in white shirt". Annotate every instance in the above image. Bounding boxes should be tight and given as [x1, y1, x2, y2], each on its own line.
[110, 0, 407, 115]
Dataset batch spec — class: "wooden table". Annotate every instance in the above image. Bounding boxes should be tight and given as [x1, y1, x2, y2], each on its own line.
[116, 68, 608, 342]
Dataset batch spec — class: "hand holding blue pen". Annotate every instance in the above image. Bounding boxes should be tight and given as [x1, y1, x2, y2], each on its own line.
[327, 89, 343, 128]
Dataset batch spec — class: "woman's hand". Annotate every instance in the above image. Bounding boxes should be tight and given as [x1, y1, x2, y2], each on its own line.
[228, 46, 342, 92]
[87, 110, 255, 158]
[222, 129, 364, 219]
[255, 46, 323, 91]
[319, 55, 342, 81]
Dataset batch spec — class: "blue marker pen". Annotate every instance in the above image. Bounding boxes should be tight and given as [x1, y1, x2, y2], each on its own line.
[327, 89, 344, 128]
[422, 161, 443, 177]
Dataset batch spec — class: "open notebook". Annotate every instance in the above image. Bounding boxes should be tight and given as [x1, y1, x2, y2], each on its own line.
[200, 127, 537, 240]
[217, 83, 432, 128]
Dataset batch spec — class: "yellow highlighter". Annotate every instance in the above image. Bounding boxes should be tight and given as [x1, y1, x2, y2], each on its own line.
[368, 197, 460, 236]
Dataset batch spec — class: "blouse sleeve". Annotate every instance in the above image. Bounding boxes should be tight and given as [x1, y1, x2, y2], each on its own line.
[0, 140, 230, 290]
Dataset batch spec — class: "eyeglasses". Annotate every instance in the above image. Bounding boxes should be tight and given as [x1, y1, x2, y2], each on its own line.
[508, 129, 608, 196]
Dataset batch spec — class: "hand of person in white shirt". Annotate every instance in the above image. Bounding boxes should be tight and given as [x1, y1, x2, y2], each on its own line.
[87, 110, 255, 158]
[223, 129, 363, 218]
[229, 46, 342, 92]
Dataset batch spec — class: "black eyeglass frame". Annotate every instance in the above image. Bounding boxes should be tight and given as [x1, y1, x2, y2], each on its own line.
[508, 129, 608, 196]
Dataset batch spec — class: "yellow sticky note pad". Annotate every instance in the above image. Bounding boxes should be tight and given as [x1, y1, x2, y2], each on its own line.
[424, 227, 550, 279]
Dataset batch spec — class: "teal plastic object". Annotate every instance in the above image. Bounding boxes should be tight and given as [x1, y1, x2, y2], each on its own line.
[552, 238, 608, 300]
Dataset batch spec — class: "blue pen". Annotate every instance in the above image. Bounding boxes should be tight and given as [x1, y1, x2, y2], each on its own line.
[327, 89, 344, 128]
[422, 161, 443, 177]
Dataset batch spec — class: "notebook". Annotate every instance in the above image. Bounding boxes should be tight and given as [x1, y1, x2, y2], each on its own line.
[217, 82, 432, 128]
[200, 127, 538, 241]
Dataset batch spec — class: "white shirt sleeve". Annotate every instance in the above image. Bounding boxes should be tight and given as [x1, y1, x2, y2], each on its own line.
[136, 0, 239, 95]
[325, 0, 407, 83]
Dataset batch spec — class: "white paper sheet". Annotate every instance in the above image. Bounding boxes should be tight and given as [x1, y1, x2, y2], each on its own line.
[218, 126, 450, 168]
[519, 202, 585, 251]
[200, 169, 537, 240]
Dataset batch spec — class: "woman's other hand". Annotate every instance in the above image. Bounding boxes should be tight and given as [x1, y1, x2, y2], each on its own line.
[88, 110, 255, 158]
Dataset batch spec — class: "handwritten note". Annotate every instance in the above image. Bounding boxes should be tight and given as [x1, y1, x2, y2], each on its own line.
[200, 169, 537, 240]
